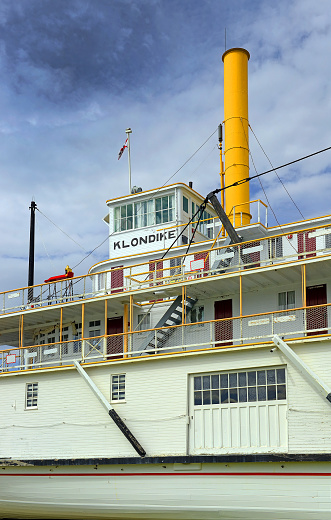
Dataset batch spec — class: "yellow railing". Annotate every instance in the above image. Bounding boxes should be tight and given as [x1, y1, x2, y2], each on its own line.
[0, 221, 331, 316]
[1, 302, 330, 374]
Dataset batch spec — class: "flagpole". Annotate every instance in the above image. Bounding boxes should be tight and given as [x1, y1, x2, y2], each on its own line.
[126, 128, 132, 193]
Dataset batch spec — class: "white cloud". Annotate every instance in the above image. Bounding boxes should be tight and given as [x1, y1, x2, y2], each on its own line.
[0, 0, 331, 293]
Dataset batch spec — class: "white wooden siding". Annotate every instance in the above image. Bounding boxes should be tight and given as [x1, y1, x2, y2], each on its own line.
[1, 340, 331, 460]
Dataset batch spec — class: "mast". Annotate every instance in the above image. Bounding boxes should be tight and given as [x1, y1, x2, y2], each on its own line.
[28, 200, 37, 302]
[126, 127, 132, 193]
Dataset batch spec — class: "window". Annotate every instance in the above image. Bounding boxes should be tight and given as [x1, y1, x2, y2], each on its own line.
[114, 203, 133, 232]
[137, 313, 150, 331]
[97, 272, 106, 291]
[111, 374, 125, 401]
[278, 291, 295, 310]
[170, 257, 182, 276]
[26, 382, 38, 409]
[114, 195, 175, 232]
[89, 320, 101, 345]
[62, 333, 69, 355]
[134, 200, 154, 228]
[183, 196, 189, 213]
[155, 195, 175, 225]
[194, 368, 286, 406]
[73, 322, 82, 353]
[191, 202, 212, 237]
[190, 306, 204, 323]
[269, 237, 283, 259]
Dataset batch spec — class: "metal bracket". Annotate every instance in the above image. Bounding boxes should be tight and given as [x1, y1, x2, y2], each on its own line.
[272, 335, 331, 405]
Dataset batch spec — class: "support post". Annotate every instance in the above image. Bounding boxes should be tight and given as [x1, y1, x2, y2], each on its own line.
[81, 303, 85, 361]
[302, 264, 306, 307]
[104, 299, 108, 358]
[73, 360, 146, 456]
[239, 275, 243, 343]
[123, 303, 129, 357]
[20, 315, 24, 349]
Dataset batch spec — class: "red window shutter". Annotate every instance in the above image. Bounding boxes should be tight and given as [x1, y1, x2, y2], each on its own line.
[298, 232, 316, 259]
[111, 265, 123, 294]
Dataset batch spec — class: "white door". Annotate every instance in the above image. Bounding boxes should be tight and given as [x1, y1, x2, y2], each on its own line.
[189, 368, 288, 454]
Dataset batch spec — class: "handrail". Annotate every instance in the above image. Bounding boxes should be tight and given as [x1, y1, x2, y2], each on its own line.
[0, 221, 331, 316]
[1, 301, 330, 374]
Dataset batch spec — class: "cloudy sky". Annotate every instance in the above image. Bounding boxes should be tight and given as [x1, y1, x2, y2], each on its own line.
[0, 0, 331, 291]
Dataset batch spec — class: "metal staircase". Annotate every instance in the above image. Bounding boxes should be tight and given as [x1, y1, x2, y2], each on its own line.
[138, 295, 197, 354]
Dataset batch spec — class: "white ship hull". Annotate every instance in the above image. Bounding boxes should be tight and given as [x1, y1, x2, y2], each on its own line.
[1, 462, 331, 520]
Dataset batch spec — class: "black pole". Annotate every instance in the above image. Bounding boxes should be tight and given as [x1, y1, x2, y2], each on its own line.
[28, 200, 37, 303]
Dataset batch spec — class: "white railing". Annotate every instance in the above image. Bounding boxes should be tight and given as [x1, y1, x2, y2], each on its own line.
[1, 303, 330, 374]
[1, 223, 331, 315]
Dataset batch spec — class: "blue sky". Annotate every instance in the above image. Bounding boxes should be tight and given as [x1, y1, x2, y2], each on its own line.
[0, 0, 331, 291]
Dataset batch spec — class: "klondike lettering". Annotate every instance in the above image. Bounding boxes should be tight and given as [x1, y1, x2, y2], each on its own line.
[113, 230, 177, 250]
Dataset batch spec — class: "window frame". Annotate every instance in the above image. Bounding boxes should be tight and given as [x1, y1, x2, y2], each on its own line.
[137, 313, 151, 332]
[190, 305, 205, 325]
[278, 290, 295, 311]
[193, 367, 287, 407]
[25, 382, 39, 410]
[114, 194, 175, 233]
[111, 374, 126, 403]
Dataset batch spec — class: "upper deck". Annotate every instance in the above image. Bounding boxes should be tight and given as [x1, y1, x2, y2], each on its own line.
[1, 212, 331, 374]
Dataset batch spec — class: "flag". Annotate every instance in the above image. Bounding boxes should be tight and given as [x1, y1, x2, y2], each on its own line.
[118, 138, 128, 160]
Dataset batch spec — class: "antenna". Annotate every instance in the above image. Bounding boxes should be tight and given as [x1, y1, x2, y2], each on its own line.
[224, 28, 227, 52]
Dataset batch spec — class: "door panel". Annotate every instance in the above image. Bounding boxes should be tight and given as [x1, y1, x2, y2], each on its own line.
[214, 299, 233, 346]
[107, 316, 123, 357]
[306, 284, 327, 336]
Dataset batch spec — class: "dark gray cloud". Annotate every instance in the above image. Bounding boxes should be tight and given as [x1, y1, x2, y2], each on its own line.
[0, 0, 262, 105]
[0, 0, 330, 293]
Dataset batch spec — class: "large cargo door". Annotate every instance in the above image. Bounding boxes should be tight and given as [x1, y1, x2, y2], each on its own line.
[189, 369, 288, 455]
[214, 299, 233, 346]
[306, 284, 327, 336]
[107, 316, 123, 357]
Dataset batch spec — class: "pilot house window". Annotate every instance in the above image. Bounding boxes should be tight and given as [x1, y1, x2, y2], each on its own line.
[114, 195, 175, 232]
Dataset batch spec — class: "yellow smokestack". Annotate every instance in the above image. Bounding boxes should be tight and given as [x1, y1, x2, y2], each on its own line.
[222, 48, 251, 227]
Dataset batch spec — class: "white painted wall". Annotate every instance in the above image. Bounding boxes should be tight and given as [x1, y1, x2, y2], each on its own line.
[2, 340, 331, 460]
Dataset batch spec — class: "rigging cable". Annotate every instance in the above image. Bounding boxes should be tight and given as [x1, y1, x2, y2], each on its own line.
[216, 145, 331, 194]
[72, 129, 218, 269]
[37, 208, 87, 252]
[161, 202, 207, 260]
[240, 118, 283, 231]
[249, 124, 305, 219]
[70, 135, 331, 271]
[240, 118, 298, 253]
[35, 217, 56, 272]
[185, 201, 207, 255]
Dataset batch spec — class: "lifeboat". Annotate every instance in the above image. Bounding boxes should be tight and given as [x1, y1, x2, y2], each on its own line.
[44, 265, 74, 283]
